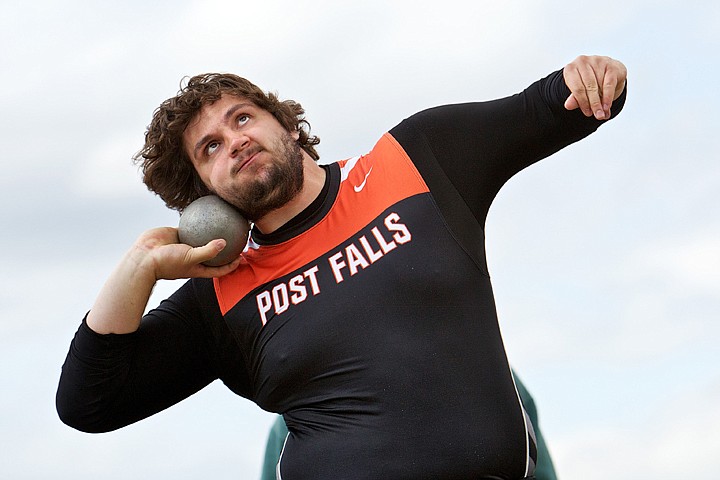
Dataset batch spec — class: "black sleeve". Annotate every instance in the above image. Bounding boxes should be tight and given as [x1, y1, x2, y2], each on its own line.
[56, 279, 251, 433]
[391, 69, 627, 226]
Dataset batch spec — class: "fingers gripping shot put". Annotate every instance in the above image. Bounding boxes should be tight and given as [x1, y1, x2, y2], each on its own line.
[57, 55, 627, 479]
[178, 195, 249, 266]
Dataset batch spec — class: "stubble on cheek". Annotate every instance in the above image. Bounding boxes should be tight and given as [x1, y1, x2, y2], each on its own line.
[218, 134, 304, 222]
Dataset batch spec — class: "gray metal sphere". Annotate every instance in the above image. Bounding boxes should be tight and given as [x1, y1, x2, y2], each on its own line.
[178, 195, 249, 267]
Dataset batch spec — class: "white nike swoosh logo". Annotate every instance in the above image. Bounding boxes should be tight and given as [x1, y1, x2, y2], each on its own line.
[353, 166, 374, 192]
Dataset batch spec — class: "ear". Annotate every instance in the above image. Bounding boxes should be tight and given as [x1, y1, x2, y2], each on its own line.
[291, 129, 300, 141]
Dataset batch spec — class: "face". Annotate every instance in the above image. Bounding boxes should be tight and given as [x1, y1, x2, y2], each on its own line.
[182, 94, 304, 221]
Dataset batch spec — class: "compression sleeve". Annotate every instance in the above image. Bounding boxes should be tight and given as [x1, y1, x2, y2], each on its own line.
[56, 279, 240, 433]
[393, 69, 627, 225]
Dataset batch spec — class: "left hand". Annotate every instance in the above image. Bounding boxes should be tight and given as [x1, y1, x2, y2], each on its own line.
[563, 55, 627, 120]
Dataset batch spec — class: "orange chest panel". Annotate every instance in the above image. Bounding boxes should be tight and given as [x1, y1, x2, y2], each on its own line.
[213, 133, 429, 316]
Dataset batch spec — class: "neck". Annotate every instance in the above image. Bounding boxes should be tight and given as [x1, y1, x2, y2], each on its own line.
[254, 154, 326, 234]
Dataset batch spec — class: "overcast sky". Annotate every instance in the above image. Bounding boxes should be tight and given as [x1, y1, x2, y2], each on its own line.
[1, 1, 718, 479]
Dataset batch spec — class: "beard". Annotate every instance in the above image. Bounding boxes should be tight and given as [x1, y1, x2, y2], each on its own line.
[219, 132, 305, 222]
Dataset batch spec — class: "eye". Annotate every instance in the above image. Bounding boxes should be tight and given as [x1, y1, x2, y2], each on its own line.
[237, 114, 250, 126]
[206, 141, 220, 156]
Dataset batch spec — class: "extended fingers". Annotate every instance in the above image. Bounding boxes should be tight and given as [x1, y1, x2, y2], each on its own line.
[582, 62, 607, 120]
[563, 55, 627, 121]
[565, 56, 604, 119]
[567, 56, 628, 119]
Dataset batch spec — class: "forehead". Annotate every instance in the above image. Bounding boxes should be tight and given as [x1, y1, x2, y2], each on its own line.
[189, 94, 260, 129]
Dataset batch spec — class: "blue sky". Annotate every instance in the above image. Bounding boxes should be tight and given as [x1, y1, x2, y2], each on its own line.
[1, 1, 718, 478]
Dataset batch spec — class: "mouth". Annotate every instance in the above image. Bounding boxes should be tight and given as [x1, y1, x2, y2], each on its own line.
[234, 147, 262, 175]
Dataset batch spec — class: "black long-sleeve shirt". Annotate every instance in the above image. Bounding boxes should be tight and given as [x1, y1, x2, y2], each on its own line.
[58, 69, 625, 479]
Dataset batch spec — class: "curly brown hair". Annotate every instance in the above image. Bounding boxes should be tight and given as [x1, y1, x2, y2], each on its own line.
[133, 73, 320, 211]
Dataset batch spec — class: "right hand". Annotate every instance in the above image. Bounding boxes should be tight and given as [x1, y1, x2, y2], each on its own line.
[134, 227, 242, 281]
[87, 226, 242, 335]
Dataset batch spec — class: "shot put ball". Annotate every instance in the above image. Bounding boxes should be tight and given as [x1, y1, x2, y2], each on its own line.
[178, 195, 250, 267]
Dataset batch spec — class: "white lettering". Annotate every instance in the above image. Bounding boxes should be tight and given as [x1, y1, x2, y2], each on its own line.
[328, 252, 347, 283]
[288, 275, 307, 304]
[255, 264, 324, 326]
[359, 235, 383, 263]
[257, 291, 272, 325]
[272, 284, 290, 315]
[255, 214, 413, 326]
[304, 265, 321, 294]
[371, 226, 397, 253]
[345, 243, 370, 275]
[385, 213, 412, 244]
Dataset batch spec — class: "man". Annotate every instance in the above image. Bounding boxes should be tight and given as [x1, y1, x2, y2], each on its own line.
[57, 55, 627, 479]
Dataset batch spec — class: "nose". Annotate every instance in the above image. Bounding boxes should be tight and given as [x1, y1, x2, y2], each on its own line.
[227, 133, 249, 158]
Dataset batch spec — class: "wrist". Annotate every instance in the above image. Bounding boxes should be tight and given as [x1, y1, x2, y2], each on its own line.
[125, 242, 163, 283]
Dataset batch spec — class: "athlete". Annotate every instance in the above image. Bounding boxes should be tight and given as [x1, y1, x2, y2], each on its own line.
[57, 55, 627, 479]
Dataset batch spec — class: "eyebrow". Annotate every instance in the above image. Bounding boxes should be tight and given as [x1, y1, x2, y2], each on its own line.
[192, 102, 255, 159]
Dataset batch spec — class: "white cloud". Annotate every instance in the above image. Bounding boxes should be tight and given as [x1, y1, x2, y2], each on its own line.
[629, 231, 720, 295]
[554, 379, 720, 479]
[73, 133, 148, 199]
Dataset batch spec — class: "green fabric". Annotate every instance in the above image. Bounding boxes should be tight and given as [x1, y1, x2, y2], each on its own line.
[513, 373, 557, 480]
[260, 373, 557, 480]
[260, 416, 289, 480]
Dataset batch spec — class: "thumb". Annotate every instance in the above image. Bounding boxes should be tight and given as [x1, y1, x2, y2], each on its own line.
[190, 239, 226, 264]
[564, 94, 579, 111]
